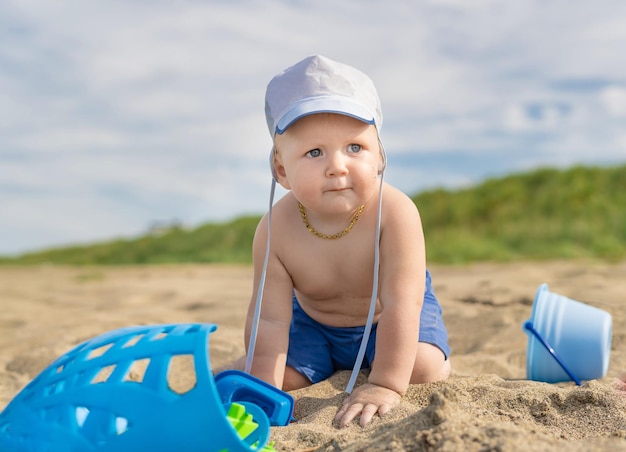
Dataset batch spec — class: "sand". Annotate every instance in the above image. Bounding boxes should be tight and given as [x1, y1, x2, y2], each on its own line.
[1, 261, 625, 450]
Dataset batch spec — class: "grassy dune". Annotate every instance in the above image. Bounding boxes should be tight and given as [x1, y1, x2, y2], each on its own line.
[2, 164, 624, 265]
[416, 164, 626, 263]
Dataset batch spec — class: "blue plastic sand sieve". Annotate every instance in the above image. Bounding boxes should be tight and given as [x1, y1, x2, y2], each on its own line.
[0, 323, 293, 452]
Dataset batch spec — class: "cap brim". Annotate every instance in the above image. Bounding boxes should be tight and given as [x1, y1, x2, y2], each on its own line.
[275, 97, 375, 135]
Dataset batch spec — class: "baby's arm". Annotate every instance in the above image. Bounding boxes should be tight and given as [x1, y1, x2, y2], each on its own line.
[336, 187, 425, 427]
[243, 214, 294, 388]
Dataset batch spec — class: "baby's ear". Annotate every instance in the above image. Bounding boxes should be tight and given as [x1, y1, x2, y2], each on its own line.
[272, 156, 291, 189]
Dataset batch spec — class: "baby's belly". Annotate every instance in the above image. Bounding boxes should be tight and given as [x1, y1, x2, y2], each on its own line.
[295, 292, 381, 328]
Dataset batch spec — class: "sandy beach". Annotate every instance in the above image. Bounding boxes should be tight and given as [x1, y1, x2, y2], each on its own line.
[1, 261, 625, 450]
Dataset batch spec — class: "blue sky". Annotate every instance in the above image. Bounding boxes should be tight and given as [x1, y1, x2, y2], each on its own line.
[1, 0, 625, 255]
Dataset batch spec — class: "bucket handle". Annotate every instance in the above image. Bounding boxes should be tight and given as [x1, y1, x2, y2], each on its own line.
[523, 321, 582, 386]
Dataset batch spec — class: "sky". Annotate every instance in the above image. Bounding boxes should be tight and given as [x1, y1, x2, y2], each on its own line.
[1, 0, 625, 256]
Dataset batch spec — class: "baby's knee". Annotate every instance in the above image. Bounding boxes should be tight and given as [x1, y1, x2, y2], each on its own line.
[282, 365, 312, 391]
[410, 343, 451, 384]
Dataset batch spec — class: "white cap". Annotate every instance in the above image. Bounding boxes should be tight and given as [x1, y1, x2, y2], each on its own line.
[265, 55, 383, 136]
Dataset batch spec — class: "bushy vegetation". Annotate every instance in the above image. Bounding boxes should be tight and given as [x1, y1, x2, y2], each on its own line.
[415, 164, 626, 263]
[0, 216, 259, 266]
[1, 164, 624, 265]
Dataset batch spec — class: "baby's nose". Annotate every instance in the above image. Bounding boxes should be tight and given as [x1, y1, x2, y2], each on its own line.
[326, 153, 348, 176]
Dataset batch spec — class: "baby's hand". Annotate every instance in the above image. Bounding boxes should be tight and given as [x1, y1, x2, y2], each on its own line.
[334, 382, 402, 428]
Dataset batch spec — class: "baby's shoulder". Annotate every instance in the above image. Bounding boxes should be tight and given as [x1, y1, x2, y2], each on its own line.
[263, 193, 301, 234]
[382, 183, 419, 211]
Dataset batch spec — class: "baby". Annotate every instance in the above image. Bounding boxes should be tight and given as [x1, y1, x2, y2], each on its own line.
[225, 55, 450, 428]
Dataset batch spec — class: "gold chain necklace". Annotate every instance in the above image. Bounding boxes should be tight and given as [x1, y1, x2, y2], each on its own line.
[297, 202, 365, 240]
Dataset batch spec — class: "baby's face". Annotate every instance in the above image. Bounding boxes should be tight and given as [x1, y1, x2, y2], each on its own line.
[273, 113, 381, 214]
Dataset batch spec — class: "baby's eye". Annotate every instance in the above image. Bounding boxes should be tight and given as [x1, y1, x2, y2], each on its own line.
[307, 149, 322, 158]
[347, 144, 362, 153]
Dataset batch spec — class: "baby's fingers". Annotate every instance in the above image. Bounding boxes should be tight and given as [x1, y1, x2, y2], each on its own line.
[358, 403, 380, 427]
[334, 383, 402, 428]
[335, 402, 363, 428]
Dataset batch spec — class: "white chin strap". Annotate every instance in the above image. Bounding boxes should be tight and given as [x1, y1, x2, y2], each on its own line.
[246, 145, 386, 394]
[244, 173, 276, 375]
[345, 167, 384, 393]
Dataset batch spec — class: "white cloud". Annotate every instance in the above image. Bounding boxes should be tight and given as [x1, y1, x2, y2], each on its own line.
[601, 86, 626, 117]
[1, 0, 626, 255]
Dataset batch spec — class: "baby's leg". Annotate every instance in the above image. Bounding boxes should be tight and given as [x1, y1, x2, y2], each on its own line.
[282, 365, 312, 391]
[213, 357, 311, 391]
[410, 342, 451, 384]
[212, 355, 247, 375]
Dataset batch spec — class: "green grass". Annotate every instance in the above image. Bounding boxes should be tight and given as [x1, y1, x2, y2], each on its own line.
[0, 216, 259, 266]
[1, 164, 625, 265]
[415, 164, 626, 263]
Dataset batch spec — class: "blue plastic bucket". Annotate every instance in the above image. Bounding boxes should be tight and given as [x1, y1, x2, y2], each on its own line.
[524, 284, 612, 384]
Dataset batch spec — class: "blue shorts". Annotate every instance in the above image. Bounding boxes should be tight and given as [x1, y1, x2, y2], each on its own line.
[286, 269, 450, 384]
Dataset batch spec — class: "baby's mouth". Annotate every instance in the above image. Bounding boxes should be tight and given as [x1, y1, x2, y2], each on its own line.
[327, 187, 350, 192]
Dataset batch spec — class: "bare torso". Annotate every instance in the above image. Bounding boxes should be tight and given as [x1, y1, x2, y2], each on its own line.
[271, 190, 385, 327]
